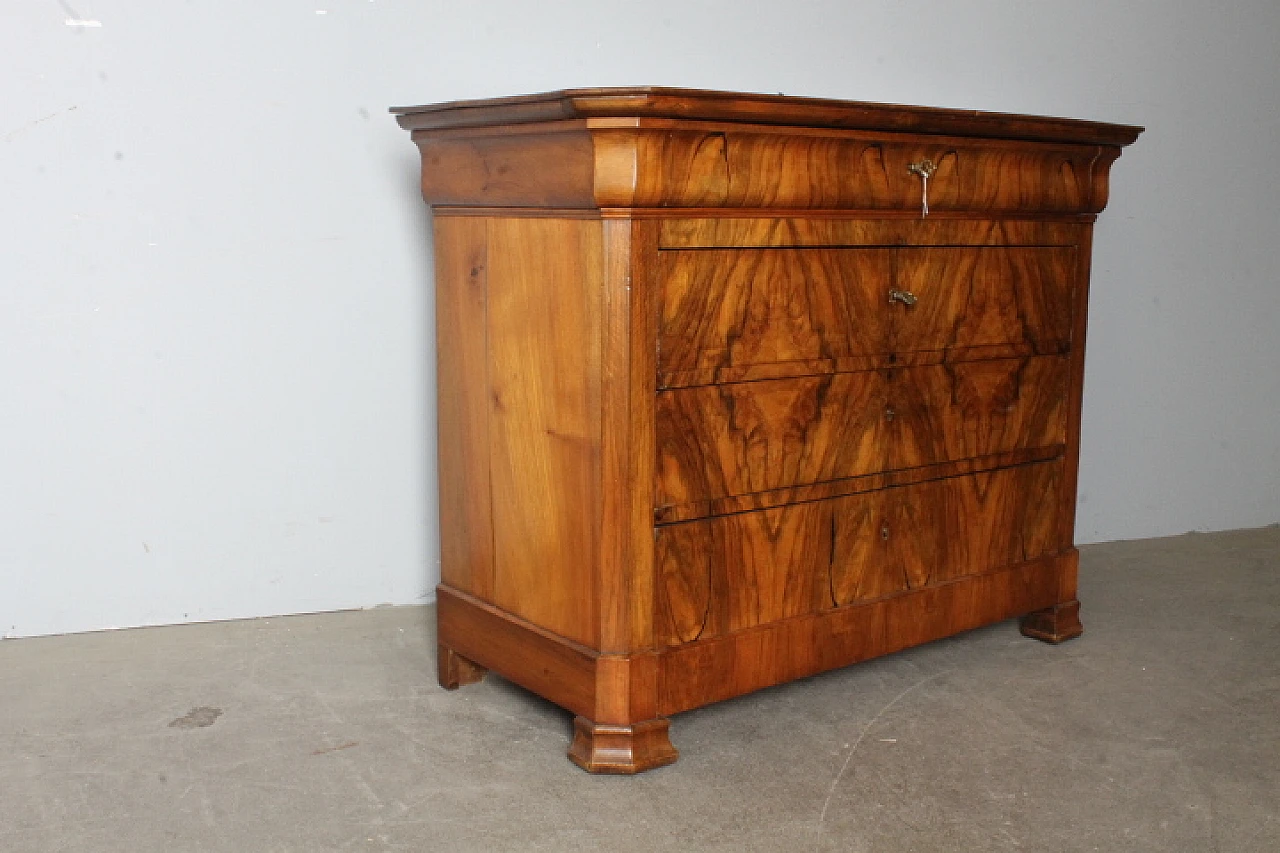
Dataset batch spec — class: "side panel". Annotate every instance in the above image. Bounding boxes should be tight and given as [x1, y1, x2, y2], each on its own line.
[485, 218, 603, 648]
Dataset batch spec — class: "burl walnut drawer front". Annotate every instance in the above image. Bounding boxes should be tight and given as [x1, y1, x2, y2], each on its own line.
[654, 460, 1065, 646]
[658, 246, 1076, 388]
[656, 356, 1068, 509]
[657, 133, 1105, 213]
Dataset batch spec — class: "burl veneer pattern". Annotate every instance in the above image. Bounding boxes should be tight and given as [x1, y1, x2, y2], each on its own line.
[394, 88, 1140, 773]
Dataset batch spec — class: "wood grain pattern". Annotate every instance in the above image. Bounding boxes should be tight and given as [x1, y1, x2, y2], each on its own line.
[658, 247, 1073, 387]
[891, 248, 1076, 354]
[658, 217, 1084, 249]
[687, 132, 1102, 213]
[887, 357, 1069, 469]
[485, 218, 602, 647]
[406, 121, 1120, 213]
[654, 460, 1065, 646]
[402, 90, 1139, 772]
[437, 586, 597, 719]
[653, 446, 1062, 524]
[655, 500, 833, 646]
[658, 248, 889, 380]
[829, 460, 1065, 605]
[657, 551, 1074, 715]
[656, 357, 1067, 506]
[596, 218, 660, 655]
[417, 129, 596, 208]
[434, 217, 494, 599]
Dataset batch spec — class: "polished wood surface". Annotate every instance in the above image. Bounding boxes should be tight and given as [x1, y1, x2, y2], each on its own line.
[653, 446, 1062, 524]
[433, 218, 494, 599]
[405, 88, 1140, 773]
[657, 246, 1074, 387]
[654, 461, 1064, 645]
[658, 217, 1084, 249]
[658, 551, 1075, 715]
[656, 357, 1067, 507]
[485, 218, 603, 647]
[393, 87, 1143, 146]
[408, 121, 1120, 212]
[437, 586, 599, 719]
[567, 716, 679, 775]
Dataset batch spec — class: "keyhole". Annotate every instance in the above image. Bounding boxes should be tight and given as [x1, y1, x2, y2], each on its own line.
[881, 524, 890, 541]
[884, 406, 896, 422]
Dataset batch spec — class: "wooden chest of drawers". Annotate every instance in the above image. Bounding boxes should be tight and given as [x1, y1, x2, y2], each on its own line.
[393, 88, 1141, 773]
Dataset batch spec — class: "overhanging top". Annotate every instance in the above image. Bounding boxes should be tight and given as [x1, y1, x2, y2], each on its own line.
[391, 87, 1143, 146]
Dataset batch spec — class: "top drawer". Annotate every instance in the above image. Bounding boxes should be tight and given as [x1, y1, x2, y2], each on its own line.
[630, 131, 1107, 212]
[658, 245, 1077, 388]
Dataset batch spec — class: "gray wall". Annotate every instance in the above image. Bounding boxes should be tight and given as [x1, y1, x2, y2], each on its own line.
[3, 1, 1278, 638]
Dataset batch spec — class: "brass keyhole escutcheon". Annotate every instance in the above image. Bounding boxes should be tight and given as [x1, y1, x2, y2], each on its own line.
[881, 524, 890, 541]
[884, 407, 896, 422]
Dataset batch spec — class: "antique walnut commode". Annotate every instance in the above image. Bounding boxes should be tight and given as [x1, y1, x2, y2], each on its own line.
[392, 88, 1141, 773]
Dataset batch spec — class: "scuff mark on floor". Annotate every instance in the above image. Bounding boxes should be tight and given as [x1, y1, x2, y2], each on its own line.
[312, 741, 359, 756]
[814, 667, 956, 842]
[168, 706, 223, 729]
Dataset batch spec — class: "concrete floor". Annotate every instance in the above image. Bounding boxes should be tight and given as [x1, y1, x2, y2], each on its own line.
[2, 528, 1278, 852]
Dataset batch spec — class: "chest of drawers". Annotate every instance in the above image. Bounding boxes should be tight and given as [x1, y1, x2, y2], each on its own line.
[393, 88, 1141, 773]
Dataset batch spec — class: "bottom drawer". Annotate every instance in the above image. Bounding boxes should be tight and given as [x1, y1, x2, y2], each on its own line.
[654, 460, 1065, 647]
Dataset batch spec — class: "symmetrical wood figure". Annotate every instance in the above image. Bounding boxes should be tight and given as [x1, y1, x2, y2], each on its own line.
[394, 87, 1141, 773]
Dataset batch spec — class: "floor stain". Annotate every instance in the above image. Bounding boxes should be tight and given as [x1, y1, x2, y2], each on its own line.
[169, 706, 223, 729]
[312, 741, 359, 756]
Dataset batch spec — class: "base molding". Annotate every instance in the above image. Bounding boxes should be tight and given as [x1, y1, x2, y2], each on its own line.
[566, 716, 678, 774]
[1020, 599, 1084, 643]
[438, 550, 1078, 772]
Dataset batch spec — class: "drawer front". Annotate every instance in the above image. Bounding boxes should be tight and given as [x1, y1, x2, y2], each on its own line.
[658, 248, 891, 386]
[628, 131, 1106, 213]
[655, 356, 1068, 508]
[891, 248, 1076, 355]
[658, 247, 1075, 387]
[654, 461, 1065, 646]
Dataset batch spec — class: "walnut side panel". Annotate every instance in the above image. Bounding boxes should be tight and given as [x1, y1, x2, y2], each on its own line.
[434, 217, 494, 598]
[486, 218, 603, 648]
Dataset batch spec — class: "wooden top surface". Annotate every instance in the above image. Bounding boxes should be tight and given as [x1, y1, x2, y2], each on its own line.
[392, 87, 1142, 146]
